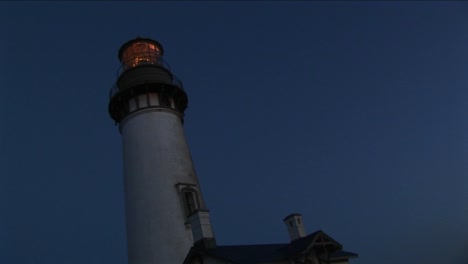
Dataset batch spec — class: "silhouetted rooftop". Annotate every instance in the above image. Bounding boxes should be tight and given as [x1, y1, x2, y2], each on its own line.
[184, 230, 358, 264]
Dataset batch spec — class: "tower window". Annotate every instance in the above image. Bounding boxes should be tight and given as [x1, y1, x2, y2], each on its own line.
[159, 94, 171, 108]
[181, 187, 199, 216]
[176, 183, 203, 218]
[185, 191, 196, 215]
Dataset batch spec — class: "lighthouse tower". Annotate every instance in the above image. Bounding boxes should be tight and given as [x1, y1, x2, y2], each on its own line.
[109, 38, 214, 264]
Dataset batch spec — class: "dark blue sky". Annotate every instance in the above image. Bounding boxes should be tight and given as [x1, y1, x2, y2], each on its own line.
[1, 2, 468, 264]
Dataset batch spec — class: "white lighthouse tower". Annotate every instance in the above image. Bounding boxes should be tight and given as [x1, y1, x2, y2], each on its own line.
[109, 38, 214, 264]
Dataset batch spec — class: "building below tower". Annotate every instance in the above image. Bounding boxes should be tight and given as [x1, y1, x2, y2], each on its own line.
[184, 213, 358, 264]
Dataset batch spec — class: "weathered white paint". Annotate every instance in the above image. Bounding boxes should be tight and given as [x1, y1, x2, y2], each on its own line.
[120, 108, 203, 264]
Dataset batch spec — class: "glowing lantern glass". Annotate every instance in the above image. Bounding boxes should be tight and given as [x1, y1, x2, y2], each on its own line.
[120, 41, 162, 69]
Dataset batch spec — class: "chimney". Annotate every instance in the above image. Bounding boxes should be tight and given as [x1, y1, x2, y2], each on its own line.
[283, 213, 306, 241]
[187, 210, 216, 248]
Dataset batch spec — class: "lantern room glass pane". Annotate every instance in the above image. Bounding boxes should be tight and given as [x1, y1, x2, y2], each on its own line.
[121, 41, 161, 68]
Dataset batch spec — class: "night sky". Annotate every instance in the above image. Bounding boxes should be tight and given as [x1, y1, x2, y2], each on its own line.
[1, 2, 468, 264]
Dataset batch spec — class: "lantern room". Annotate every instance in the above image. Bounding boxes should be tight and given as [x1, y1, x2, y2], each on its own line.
[109, 37, 188, 123]
[118, 38, 164, 69]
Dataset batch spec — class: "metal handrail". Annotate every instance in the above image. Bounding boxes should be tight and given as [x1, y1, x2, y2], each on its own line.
[109, 73, 185, 99]
[115, 57, 172, 77]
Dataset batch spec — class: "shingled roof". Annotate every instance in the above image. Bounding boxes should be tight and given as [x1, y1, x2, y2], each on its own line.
[184, 230, 358, 264]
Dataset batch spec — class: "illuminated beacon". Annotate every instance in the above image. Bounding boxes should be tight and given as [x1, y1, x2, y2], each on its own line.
[109, 38, 215, 264]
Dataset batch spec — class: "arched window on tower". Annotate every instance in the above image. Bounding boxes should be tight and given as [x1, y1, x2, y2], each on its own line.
[176, 183, 203, 218]
[184, 191, 196, 215]
[181, 187, 199, 216]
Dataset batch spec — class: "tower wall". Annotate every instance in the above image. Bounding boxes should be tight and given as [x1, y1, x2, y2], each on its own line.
[121, 109, 200, 264]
